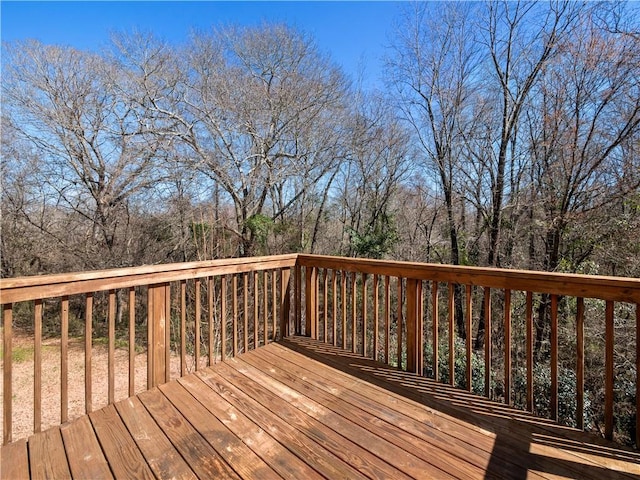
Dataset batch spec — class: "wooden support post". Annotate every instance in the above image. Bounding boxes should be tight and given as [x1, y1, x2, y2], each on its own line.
[147, 283, 170, 388]
[280, 268, 291, 338]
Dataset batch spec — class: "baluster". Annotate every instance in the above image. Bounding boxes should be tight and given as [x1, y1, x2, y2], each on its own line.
[504, 290, 511, 406]
[432, 282, 439, 382]
[3, 303, 13, 445]
[576, 297, 584, 429]
[61, 296, 69, 420]
[550, 294, 558, 421]
[34, 299, 43, 431]
[484, 287, 492, 398]
[385, 276, 390, 365]
[605, 300, 614, 440]
[526, 292, 534, 412]
[128, 287, 136, 396]
[195, 278, 201, 370]
[465, 285, 472, 392]
[448, 283, 455, 387]
[373, 274, 379, 362]
[362, 273, 368, 356]
[180, 281, 186, 375]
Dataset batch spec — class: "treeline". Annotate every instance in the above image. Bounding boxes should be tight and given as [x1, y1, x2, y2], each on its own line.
[2, 2, 638, 280]
[2, 0, 640, 445]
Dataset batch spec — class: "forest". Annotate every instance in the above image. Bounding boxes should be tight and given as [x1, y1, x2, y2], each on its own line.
[2, 1, 639, 444]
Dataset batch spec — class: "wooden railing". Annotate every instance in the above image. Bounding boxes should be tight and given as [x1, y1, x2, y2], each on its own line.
[297, 254, 640, 448]
[2, 253, 639, 448]
[1, 255, 296, 445]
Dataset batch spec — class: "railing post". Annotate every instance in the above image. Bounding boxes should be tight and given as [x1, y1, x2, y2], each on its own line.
[305, 267, 318, 339]
[147, 282, 170, 388]
[406, 279, 421, 374]
[280, 268, 291, 338]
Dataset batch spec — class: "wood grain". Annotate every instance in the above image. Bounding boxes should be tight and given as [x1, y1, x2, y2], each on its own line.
[60, 415, 112, 479]
[116, 396, 196, 480]
[34, 299, 42, 432]
[138, 388, 239, 479]
[90, 404, 155, 479]
[28, 427, 71, 479]
[0, 438, 28, 480]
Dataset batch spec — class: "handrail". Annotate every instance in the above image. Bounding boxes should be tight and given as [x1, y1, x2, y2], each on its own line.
[2, 253, 639, 449]
[0, 254, 298, 303]
[296, 254, 640, 303]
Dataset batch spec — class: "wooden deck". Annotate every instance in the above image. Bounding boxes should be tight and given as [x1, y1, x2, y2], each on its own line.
[2, 337, 639, 480]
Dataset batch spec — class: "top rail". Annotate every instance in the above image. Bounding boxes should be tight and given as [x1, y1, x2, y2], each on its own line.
[0, 254, 298, 304]
[297, 254, 640, 304]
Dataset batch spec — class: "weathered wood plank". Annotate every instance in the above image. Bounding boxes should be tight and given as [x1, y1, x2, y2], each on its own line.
[159, 380, 281, 480]
[0, 438, 29, 480]
[137, 388, 239, 479]
[227, 354, 455, 479]
[90, 404, 155, 479]
[244, 348, 483, 479]
[180, 369, 335, 478]
[116, 396, 196, 480]
[60, 415, 112, 479]
[258, 344, 541, 480]
[197, 362, 397, 480]
[28, 427, 71, 479]
[282, 336, 640, 479]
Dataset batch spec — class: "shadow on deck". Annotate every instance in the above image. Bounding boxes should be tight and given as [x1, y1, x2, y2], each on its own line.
[2, 336, 639, 479]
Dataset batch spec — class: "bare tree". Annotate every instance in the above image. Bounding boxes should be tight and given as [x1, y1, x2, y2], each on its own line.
[482, 0, 577, 267]
[2, 41, 165, 270]
[388, 2, 480, 336]
[120, 24, 349, 256]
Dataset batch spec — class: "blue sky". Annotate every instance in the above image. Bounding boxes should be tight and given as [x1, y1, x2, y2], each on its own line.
[2, 1, 404, 87]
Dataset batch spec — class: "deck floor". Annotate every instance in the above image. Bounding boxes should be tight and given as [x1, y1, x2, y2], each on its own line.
[2, 336, 639, 479]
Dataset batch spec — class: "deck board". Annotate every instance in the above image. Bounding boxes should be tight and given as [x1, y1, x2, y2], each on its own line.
[2, 337, 640, 480]
[60, 415, 112, 480]
[115, 396, 197, 480]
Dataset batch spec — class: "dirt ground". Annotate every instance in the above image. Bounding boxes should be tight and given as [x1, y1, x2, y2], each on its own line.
[1, 332, 194, 442]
